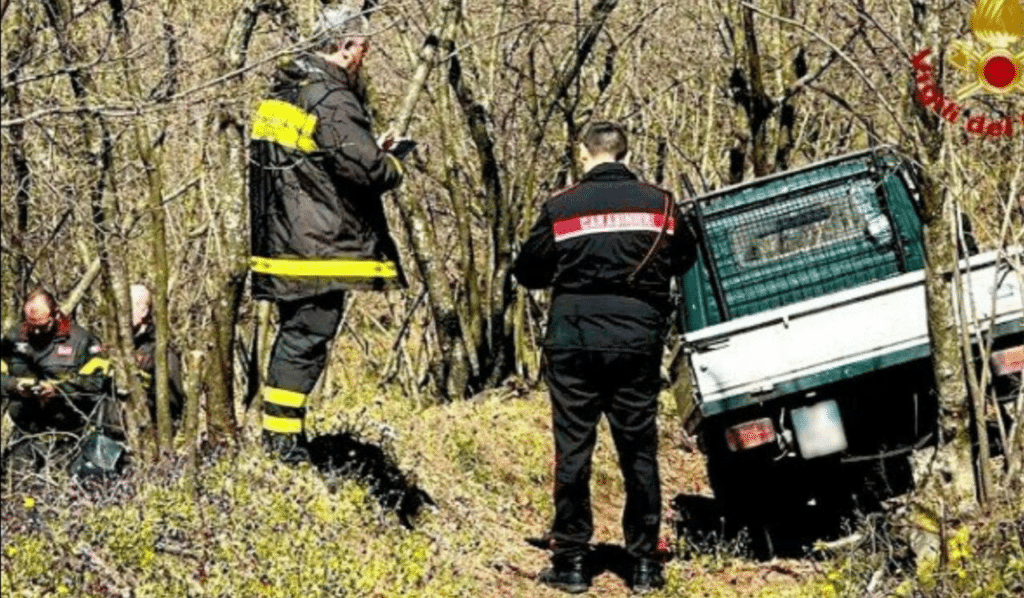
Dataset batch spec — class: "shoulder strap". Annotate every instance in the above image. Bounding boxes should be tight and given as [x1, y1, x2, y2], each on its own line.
[627, 191, 673, 285]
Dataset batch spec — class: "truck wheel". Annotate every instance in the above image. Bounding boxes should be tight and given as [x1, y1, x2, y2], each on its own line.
[705, 444, 786, 558]
[704, 441, 780, 518]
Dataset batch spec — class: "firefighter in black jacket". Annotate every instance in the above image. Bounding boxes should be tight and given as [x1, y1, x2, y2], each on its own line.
[249, 6, 406, 462]
[512, 122, 697, 594]
[1, 288, 115, 471]
[130, 284, 185, 428]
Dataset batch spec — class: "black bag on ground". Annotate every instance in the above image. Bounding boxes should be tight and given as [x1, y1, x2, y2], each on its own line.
[69, 430, 126, 477]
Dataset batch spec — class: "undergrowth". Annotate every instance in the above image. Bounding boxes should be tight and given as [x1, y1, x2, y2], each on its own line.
[811, 489, 1024, 598]
[2, 365, 1021, 597]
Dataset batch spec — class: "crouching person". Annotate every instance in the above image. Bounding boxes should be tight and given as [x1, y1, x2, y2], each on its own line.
[0, 288, 123, 476]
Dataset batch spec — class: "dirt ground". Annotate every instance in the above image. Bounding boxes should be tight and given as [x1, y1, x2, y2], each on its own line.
[399, 391, 823, 597]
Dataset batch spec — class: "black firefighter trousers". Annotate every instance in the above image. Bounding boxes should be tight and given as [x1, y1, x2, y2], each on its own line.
[544, 348, 662, 560]
[263, 291, 346, 436]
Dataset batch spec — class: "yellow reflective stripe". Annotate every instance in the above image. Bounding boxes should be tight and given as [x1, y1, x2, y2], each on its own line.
[251, 99, 318, 153]
[250, 257, 399, 279]
[264, 386, 306, 409]
[386, 153, 405, 179]
[78, 357, 111, 376]
[1, 359, 8, 375]
[262, 413, 303, 434]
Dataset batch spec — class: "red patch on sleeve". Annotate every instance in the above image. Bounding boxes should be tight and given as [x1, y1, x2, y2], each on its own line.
[57, 345, 74, 357]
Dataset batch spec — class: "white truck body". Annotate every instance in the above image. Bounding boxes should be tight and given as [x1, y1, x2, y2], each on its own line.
[685, 248, 1024, 417]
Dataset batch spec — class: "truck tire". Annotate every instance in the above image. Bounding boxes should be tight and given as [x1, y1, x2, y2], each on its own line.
[704, 440, 793, 558]
[703, 436, 787, 520]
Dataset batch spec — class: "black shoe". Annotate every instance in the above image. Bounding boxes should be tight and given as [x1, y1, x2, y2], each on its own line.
[630, 558, 664, 594]
[538, 554, 590, 594]
[262, 431, 310, 464]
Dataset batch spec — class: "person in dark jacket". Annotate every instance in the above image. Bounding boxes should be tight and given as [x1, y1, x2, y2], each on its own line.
[249, 5, 407, 462]
[130, 284, 185, 428]
[512, 122, 697, 594]
[1, 288, 116, 472]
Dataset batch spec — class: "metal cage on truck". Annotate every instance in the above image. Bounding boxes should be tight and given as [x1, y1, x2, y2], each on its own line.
[679, 147, 925, 331]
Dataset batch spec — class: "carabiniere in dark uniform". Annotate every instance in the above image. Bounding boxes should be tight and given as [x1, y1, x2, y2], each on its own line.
[513, 141, 697, 593]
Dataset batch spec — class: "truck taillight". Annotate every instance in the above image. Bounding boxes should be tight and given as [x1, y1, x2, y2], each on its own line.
[991, 346, 1024, 376]
[725, 418, 776, 452]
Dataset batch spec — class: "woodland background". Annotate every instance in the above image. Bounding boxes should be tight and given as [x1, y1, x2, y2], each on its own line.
[1, 0, 1022, 596]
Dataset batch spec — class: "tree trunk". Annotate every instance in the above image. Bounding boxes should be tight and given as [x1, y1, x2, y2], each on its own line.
[445, 39, 513, 388]
[111, 5, 177, 454]
[918, 173, 976, 505]
[390, 0, 471, 400]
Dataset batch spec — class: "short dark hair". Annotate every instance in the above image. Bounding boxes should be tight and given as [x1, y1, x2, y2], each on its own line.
[24, 287, 58, 316]
[580, 121, 628, 160]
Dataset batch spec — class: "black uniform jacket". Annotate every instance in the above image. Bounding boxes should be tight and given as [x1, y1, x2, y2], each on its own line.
[249, 54, 405, 301]
[512, 162, 697, 352]
[0, 313, 112, 433]
[133, 327, 185, 423]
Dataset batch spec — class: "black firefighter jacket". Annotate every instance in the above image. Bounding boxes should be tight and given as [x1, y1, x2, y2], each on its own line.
[0, 313, 113, 433]
[512, 162, 697, 353]
[249, 54, 405, 302]
[133, 327, 185, 424]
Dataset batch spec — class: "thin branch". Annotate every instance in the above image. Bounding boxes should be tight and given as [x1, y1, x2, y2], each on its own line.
[739, 1, 911, 141]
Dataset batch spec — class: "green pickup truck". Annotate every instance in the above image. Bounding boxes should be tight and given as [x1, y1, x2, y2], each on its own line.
[675, 147, 1023, 517]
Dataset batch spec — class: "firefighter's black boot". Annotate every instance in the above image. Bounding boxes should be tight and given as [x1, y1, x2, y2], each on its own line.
[261, 386, 309, 464]
[538, 553, 590, 594]
[261, 431, 310, 465]
[629, 558, 664, 594]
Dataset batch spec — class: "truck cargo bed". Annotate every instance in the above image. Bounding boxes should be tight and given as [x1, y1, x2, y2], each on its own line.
[685, 249, 1023, 417]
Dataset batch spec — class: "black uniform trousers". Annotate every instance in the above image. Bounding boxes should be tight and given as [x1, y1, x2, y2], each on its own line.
[544, 347, 662, 560]
[263, 291, 346, 433]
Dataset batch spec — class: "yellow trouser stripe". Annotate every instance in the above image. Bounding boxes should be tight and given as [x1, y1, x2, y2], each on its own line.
[250, 257, 399, 279]
[78, 357, 111, 376]
[1, 359, 8, 375]
[251, 99, 318, 153]
[264, 387, 306, 409]
[262, 413, 303, 434]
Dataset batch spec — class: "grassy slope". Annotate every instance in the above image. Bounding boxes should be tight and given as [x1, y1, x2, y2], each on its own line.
[3, 328, 1017, 597]
[1, 377, 831, 598]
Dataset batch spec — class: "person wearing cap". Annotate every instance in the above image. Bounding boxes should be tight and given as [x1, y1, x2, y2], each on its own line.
[512, 122, 698, 594]
[248, 4, 408, 462]
[129, 284, 185, 430]
[0, 288, 116, 472]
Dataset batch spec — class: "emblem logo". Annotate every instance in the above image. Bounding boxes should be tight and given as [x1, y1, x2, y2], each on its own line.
[57, 345, 74, 357]
[911, 0, 1024, 138]
[949, 0, 1024, 98]
[14, 342, 30, 353]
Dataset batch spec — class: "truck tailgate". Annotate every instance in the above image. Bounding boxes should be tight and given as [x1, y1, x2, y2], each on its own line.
[685, 249, 1023, 416]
